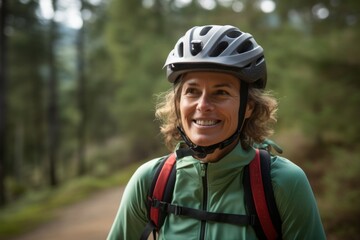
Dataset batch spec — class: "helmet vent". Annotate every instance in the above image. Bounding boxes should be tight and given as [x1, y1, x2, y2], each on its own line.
[236, 40, 253, 54]
[191, 40, 203, 55]
[256, 56, 264, 65]
[226, 30, 242, 38]
[210, 41, 229, 57]
[244, 63, 252, 68]
[178, 42, 184, 57]
[200, 26, 212, 36]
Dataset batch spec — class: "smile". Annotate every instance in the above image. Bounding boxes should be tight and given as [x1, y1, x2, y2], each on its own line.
[194, 119, 220, 126]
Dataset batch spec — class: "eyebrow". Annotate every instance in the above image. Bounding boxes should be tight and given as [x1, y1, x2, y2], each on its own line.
[213, 83, 234, 88]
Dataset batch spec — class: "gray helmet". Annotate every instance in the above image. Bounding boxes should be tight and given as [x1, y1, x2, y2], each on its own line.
[164, 25, 267, 88]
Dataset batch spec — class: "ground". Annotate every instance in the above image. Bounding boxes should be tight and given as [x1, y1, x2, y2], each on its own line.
[11, 187, 124, 240]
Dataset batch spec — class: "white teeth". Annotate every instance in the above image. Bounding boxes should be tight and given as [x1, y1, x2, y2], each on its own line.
[195, 120, 218, 126]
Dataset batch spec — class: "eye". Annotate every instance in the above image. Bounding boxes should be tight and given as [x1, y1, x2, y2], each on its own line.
[184, 87, 200, 95]
[215, 89, 230, 96]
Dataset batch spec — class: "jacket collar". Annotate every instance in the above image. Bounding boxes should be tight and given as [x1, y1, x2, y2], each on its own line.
[175, 142, 256, 184]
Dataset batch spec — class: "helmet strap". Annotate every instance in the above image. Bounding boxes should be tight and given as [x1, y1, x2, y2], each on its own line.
[177, 82, 249, 159]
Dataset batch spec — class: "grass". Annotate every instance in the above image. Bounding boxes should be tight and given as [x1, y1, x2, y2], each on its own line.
[0, 160, 142, 239]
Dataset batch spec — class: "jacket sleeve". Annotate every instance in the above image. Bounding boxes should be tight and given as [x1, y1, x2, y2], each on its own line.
[272, 157, 326, 240]
[107, 159, 160, 240]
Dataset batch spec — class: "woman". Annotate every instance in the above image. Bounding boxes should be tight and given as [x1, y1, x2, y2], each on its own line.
[107, 25, 326, 240]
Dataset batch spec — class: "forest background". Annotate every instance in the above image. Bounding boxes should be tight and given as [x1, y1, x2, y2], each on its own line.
[0, 0, 359, 239]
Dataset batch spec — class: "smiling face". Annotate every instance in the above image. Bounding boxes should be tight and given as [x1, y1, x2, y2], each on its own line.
[179, 72, 244, 147]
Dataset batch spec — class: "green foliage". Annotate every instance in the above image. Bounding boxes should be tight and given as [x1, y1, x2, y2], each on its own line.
[104, 0, 173, 159]
[319, 147, 360, 239]
[258, 26, 360, 148]
[2, 0, 360, 238]
[5, 0, 48, 188]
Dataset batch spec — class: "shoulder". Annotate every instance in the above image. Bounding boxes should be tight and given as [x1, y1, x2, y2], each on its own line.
[269, 155, 319, 215]
[120, 155, 171, 213]
[269, 155, 316, 208]
[107, 155, 172, 240]
[270, 155, 309, 189]
[121, 154, 172, 202]
[127, 155, 170, 188]
[268, 156, 326, 238]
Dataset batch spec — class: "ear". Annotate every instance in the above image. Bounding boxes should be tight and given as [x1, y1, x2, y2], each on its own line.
[245, 101, 254, 119]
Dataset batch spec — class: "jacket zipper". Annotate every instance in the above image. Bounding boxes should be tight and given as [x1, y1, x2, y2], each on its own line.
[200, 163, 208, 240]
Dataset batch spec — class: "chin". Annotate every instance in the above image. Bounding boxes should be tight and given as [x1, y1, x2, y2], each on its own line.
[190, 137, 220, 147]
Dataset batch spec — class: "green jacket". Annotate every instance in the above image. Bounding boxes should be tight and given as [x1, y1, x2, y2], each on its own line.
[107, 144, 326, 240]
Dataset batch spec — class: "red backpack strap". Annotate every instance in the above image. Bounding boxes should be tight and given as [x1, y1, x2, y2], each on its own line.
[249, 149, 280, 240]
[141, 153, 177, 240]
[150, 153, 177, 223]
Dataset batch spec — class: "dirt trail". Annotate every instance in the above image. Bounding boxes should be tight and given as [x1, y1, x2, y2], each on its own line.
[11, 187, 124, 240]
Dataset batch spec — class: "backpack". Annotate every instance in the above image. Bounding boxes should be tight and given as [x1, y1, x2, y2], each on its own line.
[140, 148, 282, 240]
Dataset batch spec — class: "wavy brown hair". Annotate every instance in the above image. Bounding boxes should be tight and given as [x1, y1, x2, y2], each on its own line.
[155, 80, 278, 151]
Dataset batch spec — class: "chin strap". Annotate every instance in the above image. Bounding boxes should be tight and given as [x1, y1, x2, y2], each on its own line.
[176, 126, 241, 158]
[177, 82, 249, 159]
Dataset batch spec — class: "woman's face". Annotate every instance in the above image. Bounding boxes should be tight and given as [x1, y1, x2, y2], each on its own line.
[179, 72, 248, 147]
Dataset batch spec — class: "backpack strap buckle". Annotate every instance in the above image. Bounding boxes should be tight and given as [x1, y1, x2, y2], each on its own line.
[152, 198, 175, 214]
[167, 204, 182, 215]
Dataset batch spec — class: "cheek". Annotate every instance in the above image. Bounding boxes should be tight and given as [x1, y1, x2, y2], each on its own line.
[230, 109, 239, 128]
[227, 101, 240, 129]
[179, 98, 188, 124]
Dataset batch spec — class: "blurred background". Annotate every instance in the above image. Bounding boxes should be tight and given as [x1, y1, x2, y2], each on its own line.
[0, 0, 359, 239]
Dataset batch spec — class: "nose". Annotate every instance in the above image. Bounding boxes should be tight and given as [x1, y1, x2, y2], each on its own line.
[196, 93, 214, 112]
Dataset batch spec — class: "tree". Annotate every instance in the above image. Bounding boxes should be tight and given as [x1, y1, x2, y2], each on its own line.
[3, 0, 48, 196]
[48, 0, 59, 187]
[105, 0, 171, 161]
[76, 0, 86, 176]
[0, 0, 8, 206]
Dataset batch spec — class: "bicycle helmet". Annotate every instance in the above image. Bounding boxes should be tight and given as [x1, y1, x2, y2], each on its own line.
[164, 25, 267, 158]
[164, 25, 267, 89]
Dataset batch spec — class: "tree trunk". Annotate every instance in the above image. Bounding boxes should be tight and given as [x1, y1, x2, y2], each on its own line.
[76, 0, 86, 176]
[0, 0, 8, 206]
[48, 0, 59, 187]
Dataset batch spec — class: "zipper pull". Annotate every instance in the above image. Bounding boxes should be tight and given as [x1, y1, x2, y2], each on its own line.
[200, 163, 207, 177]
